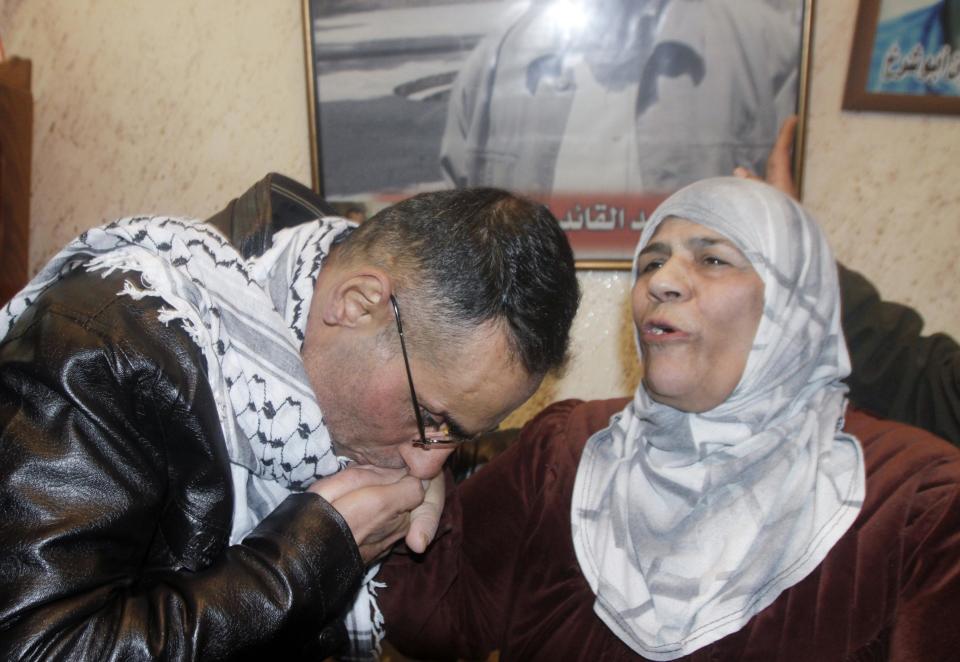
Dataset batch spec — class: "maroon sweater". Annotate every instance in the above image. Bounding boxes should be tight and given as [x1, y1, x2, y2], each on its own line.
[380, 399, 960, 661]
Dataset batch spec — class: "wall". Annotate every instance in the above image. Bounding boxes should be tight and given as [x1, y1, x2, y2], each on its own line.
[2, 0, 313, 261]
[4, 0, 958, 426]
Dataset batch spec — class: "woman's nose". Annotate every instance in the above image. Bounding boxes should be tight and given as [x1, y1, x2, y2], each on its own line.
[647, 259, 691, 302]
[398, 443, 455, 480]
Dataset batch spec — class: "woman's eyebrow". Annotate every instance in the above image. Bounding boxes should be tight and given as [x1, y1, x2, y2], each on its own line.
[638, 241, 670, 256]
[687, 236, 736, 250]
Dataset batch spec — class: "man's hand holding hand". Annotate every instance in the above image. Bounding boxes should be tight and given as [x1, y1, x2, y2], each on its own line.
[309, 466, 425, 564]
[308, 465, 446, 563]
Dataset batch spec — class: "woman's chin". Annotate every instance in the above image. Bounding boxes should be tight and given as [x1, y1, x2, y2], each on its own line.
[642, 377, 721, 413]
[644, 376, 692, 408]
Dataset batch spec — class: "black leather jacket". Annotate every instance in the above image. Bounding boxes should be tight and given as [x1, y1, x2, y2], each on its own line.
[0, 176, 361, 660]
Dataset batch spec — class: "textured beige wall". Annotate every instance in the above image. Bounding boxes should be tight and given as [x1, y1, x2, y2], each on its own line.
[4, 0, 959, 423]
[804, 1, 960, 340]
[3, 0, 313, 269]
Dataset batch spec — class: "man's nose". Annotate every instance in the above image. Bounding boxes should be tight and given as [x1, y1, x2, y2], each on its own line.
[398, 443, 456, 480]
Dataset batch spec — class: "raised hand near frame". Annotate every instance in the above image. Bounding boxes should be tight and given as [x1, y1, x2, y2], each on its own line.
[734, 115, 799, 200]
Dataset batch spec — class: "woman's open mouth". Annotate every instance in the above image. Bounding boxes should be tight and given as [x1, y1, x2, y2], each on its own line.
[641, 321, 686, 341]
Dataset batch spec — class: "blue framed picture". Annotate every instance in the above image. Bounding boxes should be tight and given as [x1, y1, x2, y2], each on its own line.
[844, 0, 960, 113]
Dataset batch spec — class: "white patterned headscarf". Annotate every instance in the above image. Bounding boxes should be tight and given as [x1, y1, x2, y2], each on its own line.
[571, 177, 865, 660]
[0, 215, 385, 657]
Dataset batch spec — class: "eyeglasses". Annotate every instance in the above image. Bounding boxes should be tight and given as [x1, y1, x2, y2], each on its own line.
[390, 294, 472, 449]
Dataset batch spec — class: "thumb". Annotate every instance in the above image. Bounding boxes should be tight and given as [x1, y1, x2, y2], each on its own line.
[765, 115, 799, 199]
[405, 473, 445, 553]
[733, 166, 758, 180]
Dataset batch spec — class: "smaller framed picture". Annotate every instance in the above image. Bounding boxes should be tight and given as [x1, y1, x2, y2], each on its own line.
[843, 0, 960, 114]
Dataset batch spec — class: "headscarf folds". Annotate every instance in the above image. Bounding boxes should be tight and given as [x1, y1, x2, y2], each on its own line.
[571, 178, 865, 660]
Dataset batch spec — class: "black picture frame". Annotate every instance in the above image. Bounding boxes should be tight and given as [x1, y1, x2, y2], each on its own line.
[304, 0, 813, 268]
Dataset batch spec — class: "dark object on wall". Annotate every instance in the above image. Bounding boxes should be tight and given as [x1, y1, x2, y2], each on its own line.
[0, 57, 32, 306]
[844, 0, 960, 113]
[205, 172, 337, 259]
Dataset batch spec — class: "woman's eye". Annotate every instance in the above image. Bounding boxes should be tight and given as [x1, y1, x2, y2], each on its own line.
[703, 255, 728, 266]
[638, 259, 664, 274]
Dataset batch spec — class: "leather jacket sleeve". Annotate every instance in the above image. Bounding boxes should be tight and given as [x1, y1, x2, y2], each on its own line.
[0, 271, 363, 660]
[204, 172, 338, 259]
[840, 263, 960, 447]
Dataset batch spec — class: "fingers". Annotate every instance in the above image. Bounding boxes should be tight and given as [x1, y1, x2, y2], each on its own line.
[332, 476, 426, 564]
[733, 166, 760, 181]
[773, 115, 799, 156]
[732, 116, 799, 200]
[306, 465, 408, 503]
[765, 115, 799, 199]
[309, 466, 446, 562]
[405, 474, 445, 553]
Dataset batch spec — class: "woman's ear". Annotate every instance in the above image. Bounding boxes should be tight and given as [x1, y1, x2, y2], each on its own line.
[321, 269, 392, 329]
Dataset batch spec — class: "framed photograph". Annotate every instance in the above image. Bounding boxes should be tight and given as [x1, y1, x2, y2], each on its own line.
[844, 0, 960, 114]
[303, 0, 813, 268]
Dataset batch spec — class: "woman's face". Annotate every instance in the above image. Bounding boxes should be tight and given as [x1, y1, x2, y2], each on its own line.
[632, 217, 765, 413]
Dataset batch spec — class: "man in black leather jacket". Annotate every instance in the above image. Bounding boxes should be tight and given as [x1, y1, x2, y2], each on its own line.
[0, 178, 581, 659]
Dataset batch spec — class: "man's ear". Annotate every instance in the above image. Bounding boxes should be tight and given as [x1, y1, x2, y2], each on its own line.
[321, 269, 393, 329]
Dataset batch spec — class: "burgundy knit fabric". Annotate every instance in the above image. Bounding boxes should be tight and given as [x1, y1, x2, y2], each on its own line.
[381, 399, 960, 662]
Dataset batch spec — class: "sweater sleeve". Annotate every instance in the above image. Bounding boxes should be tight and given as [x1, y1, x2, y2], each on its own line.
[840, 263, 960, 447]
[888, 433, 960, 660]
[378, 400, 583, 660]
[838, 410, 960, 661]
[0, 279, 363, 660]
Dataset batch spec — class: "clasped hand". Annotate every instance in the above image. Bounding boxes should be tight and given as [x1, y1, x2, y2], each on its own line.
[308, 465, 444, 564]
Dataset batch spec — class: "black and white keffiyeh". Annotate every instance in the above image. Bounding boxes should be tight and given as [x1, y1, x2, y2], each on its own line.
[571, 178, 865, 660]
[0, 215, 385, 658]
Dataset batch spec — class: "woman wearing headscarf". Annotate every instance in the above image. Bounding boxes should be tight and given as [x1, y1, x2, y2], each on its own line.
[377, 177, 960, 660]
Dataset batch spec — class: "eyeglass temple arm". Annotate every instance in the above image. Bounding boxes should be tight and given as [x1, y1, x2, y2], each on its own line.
[390, 295, 428, 439]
